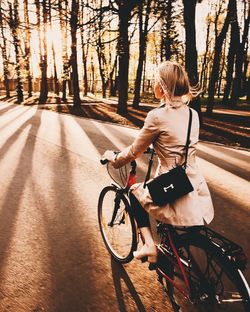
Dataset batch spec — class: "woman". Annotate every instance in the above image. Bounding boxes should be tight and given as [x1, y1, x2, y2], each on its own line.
[102, 61, 214, 263]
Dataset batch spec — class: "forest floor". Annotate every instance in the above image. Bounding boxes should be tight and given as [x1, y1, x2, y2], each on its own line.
[1, 92, 250, 149]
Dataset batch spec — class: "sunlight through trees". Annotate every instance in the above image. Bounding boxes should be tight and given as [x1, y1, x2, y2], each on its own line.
[0, 0, 249, 112]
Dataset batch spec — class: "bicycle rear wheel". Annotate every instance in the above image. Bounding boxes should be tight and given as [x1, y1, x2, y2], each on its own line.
[158, 233, 250, 311]
[98, 185, 137, 263]
[182, 241, 249, 311]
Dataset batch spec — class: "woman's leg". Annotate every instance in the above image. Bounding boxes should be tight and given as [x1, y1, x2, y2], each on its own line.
[129, 193, 150, 228]
[129, 193, 157, 263]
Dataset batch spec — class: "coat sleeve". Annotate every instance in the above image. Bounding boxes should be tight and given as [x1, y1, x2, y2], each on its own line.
[112, 110, 160, 169]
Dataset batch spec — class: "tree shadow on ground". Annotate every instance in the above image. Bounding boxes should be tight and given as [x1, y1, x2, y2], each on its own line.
[197, 148, 250, 181]
[0, 103, 23, 115]
[111, 257, 146, 312]
[0, 107, 41, 289]
[208, 183, 250, 283]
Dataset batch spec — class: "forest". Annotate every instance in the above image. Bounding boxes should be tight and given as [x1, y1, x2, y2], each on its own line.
[0, 0, 249, 116]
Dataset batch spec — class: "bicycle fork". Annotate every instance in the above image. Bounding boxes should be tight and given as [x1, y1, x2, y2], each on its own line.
[108, 191, 125, 226]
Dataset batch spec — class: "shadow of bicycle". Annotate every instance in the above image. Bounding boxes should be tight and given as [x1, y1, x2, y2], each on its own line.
[111, 257, 147, 312]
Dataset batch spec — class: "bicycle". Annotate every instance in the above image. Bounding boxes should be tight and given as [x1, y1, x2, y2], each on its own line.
[98, 149, 250, 311]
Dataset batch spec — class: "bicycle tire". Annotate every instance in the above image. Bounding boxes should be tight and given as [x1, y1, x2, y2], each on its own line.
[98, 185, 137, 263]
[158, 233, 250, 311]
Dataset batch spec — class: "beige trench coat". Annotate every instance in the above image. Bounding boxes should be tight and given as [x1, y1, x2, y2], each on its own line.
[112, 104, 214, 226]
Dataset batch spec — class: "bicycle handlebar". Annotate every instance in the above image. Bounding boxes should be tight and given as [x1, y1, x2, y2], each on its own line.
[100, 158, 108, 165]
[100, 147, 155, 165]
[100, 151, 119, 165]
[144, 147, 155, 154]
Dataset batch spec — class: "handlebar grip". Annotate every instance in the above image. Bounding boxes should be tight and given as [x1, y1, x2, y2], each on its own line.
[100, 158, 108, 165]
[144, 147, 155, 154]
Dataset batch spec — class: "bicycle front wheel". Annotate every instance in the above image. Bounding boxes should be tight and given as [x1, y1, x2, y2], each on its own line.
[98, 185, 137, 263]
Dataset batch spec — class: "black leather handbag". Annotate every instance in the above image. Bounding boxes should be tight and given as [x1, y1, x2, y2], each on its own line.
[146, 109, 194, 206]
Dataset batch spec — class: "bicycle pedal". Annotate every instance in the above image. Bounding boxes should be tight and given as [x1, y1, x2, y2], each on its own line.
[148, 263, 157, 270]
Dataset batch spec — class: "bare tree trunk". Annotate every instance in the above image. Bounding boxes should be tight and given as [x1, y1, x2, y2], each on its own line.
[23, 0, 32, 97]
[217, 40, 227, 98]
[200, 17, 211, 93]
[70, 0, 81, 108]
[230, 7, 250, 105]
[132, 0, 151, 109]
[164, 0, 174, 60]
[59, 0, 69, 101]
[68, 0, 73, 98]
[222, 11, 239, 105]
[142, 58, 147, 93]
[9, 1, 23, 103]
[82, 45, 88, 96]
[96, 0, 108, 98]
[159, 0, 179, 62]
[242, 49, 249, 97]
[35, 0, 42, 62]
[109, 56, 118, 96]
[247, 75, 250, 103]
[207, 0, 235, 114]
[80, 0, 89, 96]
[96, 42, 107, 97]
[38, 0, 48, 103]
[183, 0, 201, 121]
[0, 2, 10, 98]
[51, 46, 59, 95]
[115, 1, 140, 115]
[164, 0, 172, 60]
[49, 0, 59, 95]
[117, 6, 130, 115]
[90, 56, 95, 93]
[202, 62, 209, 96]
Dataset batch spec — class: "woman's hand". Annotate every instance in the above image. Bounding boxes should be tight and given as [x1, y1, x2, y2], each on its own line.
[102, 150, 117, 162]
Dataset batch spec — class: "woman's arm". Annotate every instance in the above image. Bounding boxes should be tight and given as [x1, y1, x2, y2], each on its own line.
[111, 110, 159, 169]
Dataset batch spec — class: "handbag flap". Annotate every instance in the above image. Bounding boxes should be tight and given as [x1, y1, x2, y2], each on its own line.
[146, 166, 194, 206]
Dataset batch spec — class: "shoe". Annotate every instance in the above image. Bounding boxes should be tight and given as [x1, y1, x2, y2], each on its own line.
[133, 244, 157, 263]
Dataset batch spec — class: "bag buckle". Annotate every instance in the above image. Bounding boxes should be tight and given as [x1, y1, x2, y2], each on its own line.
[163, 184, 174, 192]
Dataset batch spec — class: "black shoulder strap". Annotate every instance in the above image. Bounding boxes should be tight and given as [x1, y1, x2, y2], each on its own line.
[144, 108, 192, 187]
[183, 108, 193, 168]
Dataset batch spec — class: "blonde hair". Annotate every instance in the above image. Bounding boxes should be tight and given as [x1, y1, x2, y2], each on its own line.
[156, 61, 200, 107]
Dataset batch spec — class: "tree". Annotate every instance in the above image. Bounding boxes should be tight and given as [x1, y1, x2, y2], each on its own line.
[242, 50, 249, 98]
[207, 0, 235, 114]
[132, 0, 151, 109]
[222, 3, 240, 104]
[0, 1, 10, 98]
[48, 0, 59, 95]
[80, 0, 89, 96]
[200, 14, 212, 94]
[230, 4, 250, 105]
[9, 0, 23, 103]
[35, 0, 49, 103]
[95, 0, 109, 98]
[109, 56, 118, 96]
[160, 0, 181, 61]
[182, 0, 201, 120]
[58, 0, 70, 101]
[70, 0, 81, 108]
[115, 0, 140, 115]
[217, 39, 227, 98]
[23, 0, 32, 97]
[247, 75, 250, 103]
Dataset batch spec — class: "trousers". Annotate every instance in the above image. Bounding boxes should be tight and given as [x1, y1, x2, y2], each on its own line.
[129, 192, 150, 228]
